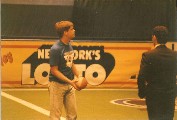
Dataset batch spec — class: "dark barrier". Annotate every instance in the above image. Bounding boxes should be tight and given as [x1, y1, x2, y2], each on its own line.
[1, 4, 73, 39]
[72, 0, 176, 41]
[1, 0, 176, 41]
[176, 9, 177, 40]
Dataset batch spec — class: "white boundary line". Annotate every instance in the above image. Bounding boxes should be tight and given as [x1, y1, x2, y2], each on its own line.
[1, 91, 66, 120]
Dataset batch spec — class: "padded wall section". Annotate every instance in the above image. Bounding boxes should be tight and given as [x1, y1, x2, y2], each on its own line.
[72, 0, 176, 41]
[1, 0, 176, 41]
[2, 4, 73, 38]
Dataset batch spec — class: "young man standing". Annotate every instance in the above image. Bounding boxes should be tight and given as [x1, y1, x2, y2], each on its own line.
[49, 21, 80, 120]
[138, 26, 177, 120]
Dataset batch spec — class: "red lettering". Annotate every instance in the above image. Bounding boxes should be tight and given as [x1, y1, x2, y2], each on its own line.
[1, 52, 13, 66]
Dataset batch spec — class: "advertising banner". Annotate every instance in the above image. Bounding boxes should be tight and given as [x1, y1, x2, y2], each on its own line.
[2, 40, 175, 88]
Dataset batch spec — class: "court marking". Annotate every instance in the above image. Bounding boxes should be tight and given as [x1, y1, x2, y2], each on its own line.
[1, 91, 66, 120]
[110, 98, 177, 111]
[110, 98, 146, 109]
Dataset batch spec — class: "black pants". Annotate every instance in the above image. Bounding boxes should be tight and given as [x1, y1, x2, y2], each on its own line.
[146, 92, 176, 120]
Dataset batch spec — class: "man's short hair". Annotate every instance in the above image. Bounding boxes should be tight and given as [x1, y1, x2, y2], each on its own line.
[55, 21, 73, 38]
[152, 26, 168, 44]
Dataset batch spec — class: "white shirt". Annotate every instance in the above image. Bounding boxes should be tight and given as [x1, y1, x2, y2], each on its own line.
[155, 44, 165, 48]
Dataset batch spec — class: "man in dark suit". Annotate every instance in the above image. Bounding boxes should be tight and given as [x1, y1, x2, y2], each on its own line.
[137, 26, 177, 120]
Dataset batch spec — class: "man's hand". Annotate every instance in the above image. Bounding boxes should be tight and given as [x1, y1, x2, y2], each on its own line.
[69, 80, 81, 91]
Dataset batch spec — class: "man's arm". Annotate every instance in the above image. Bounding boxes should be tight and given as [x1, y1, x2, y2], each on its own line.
[72, 63, 80, 77]
[50, 66, 80, 90]
[137, 53, 149, 99]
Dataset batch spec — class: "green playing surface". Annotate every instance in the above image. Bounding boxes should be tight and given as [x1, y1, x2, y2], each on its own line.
[1, 89, 177, 120]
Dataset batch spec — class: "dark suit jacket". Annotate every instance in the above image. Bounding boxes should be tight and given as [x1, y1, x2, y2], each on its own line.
[138, 45, 177, 98]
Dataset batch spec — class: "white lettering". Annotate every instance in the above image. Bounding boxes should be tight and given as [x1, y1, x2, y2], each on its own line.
[22, 63, 106, 86]
[73, 50, 101, 60]
[22, 64, 35, 84]
[75, 64, 86, 78]
[95, 50, 100, 60]
[79, 50, 85, 60]
[38, 49, 45, 59]
[85, 50, 92, 60]
[38, 49, 50, 59]
[34, 63, 50, 85]
[45, 49, 50, 59]
[73, 50, 78, 60]
[85, 64, 106, 85]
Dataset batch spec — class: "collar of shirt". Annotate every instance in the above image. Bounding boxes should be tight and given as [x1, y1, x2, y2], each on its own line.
[58, 40, 69, 46]
[155, 44, 165, 48]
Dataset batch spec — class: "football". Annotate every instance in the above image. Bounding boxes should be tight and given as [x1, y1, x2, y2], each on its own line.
[75, 77, 88, 89]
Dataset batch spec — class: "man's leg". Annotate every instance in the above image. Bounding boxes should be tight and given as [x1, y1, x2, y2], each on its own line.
[146, 95, 159, 120]
[161, 95, 176, 120]
[64, 85, 77, 120]
[146, 93, 176, 120]
[49, 81, 65, 120]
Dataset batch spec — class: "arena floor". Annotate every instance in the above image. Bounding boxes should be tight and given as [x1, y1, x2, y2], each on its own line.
[1, 88, 177, 120]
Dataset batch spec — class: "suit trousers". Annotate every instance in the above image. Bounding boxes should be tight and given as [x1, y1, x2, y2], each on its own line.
[145, 92, 176, 120]
[49, 81, 77, 120]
